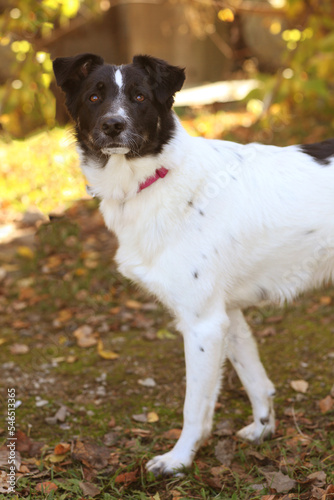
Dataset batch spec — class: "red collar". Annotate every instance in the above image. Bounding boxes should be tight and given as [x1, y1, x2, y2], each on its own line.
[138, 167, 169, 192]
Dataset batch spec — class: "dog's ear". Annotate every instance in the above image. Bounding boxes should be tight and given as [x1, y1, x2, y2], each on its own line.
[133, 55, 185, 108]
[53, 53, 104, 93]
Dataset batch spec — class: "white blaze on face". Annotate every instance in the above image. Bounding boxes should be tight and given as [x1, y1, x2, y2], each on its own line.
[115, 69, 123, 89]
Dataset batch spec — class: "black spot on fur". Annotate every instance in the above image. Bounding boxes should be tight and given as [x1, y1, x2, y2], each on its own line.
[305, 229, 316, 235]
[188, 200, 194, 207]
[260, 416, 269, 425]
[193, 271, 199, 279]
[300, 139, 334, 166]
[198, 209, 205, 216]
[199, 346, 205, 352]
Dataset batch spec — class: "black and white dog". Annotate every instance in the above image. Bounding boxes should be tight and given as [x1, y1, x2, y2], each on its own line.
[53, 53, 334, 476]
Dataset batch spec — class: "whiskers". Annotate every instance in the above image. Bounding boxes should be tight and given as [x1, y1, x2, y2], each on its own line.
[126, 132, 148, 158]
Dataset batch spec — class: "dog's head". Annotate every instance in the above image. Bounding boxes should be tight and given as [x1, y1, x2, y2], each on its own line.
[53, 53, 185, 161]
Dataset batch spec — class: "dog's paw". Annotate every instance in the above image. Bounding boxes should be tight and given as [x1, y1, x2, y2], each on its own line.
[146, 451, 191, 477]
[236, 418, 275, 444]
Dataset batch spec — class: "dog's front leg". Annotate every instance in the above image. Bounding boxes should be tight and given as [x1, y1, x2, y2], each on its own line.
[147, 312, 229, 476]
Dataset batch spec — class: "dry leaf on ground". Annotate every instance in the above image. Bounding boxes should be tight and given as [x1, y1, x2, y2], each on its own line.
[72, 440, 110, 470]
[214, 438, 235, 467]
[290, 379, 309, 393]
[79, 481, 101, 497]
[147, 411, 159, 423]
[54, 443, 71, 455]
[9, 343, 29, 354]
[114, 470, 138, 484]
[97, 339, 119, 360]
[162, 429, 182, 440]
[319, 395, 333, 414]
[35, 481, 58, 493]
[73, 325, 98, 347]
[261, 469, 296, 493]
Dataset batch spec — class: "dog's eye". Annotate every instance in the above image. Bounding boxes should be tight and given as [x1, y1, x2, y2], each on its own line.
[135, 94, 145, 102]
[89, 94, 99, 102]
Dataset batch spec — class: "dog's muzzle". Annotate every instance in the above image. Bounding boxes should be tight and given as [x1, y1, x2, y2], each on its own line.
[100, 115, 130, 155]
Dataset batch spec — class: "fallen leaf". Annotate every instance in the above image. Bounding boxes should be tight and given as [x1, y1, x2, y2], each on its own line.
[132, 413, 147, 423]
[214, 438, 235, 467]
[307, 470, 326, 487]
[97, 340, 119, 360]
[103, 432, 118, 446]
[12, 320, 30, 329]
[72, 440, 110, 470]
[125, 299, 142, 309]
[290, 379, 309, 393]
[17, 246, 34, 259]
[114, 470, 138, 484]
[45, 454, 67, 463]
[110, 306, 121, 314]
[35, 481, 58, 493]
[0, 339, 6, 346]
[319, 395, 334, 414]
[265, 315, 283, 324]
[147, 411, 159, 423]
[66, 355, 77, 363]
[79, 481, 100, 497]
[108, 417, 116, 427]
[162, 428, 182, 440]
[46, 255, 62, 269]
[170, 490, 182, 500]
[56, 309, 73, 324]
[18, 287, 36, 301]
[320, 295, 332, 305]
[257, 327, 276, 338]
[325, 484, 334, 496]
[54, 443, 71, 455]
[129, 428, 151, 437]
[9, 343, 29, 355]
[311, 485, 326, 499]
[286, 434, 312, 447]
[74, 267, 87, 276]
[84, 258, 99, 269]
[14, 430, 32, 454]
[74, 325, 98, 347]
[261, 469, 296, 493]
[19, 464, 30, 473]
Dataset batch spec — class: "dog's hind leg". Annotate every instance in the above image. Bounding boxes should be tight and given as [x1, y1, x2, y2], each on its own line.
[146, 308, 230, 476]
[226, 309, 276, 443]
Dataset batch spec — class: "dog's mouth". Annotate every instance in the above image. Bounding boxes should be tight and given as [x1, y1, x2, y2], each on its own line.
[86, 132, 132, 156]
[101, 145, 131, 155]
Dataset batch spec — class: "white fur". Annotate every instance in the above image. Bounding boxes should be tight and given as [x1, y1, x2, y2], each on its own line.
[115, 68, 123, 89]
[79, 113, 334, 475]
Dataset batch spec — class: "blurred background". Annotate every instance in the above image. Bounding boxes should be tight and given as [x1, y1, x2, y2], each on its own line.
[1, 0, 334, 215]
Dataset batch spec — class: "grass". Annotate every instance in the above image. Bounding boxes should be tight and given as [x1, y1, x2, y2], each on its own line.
[0, 127, 85, 214]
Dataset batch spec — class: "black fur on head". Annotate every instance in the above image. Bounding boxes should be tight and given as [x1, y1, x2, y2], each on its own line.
[53, 53, 186, 161]
[53, 53, 104, 119]
[132, 55, 185, 109]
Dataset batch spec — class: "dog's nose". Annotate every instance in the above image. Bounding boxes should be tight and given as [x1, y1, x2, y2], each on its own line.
[101, 117, 126, 137]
